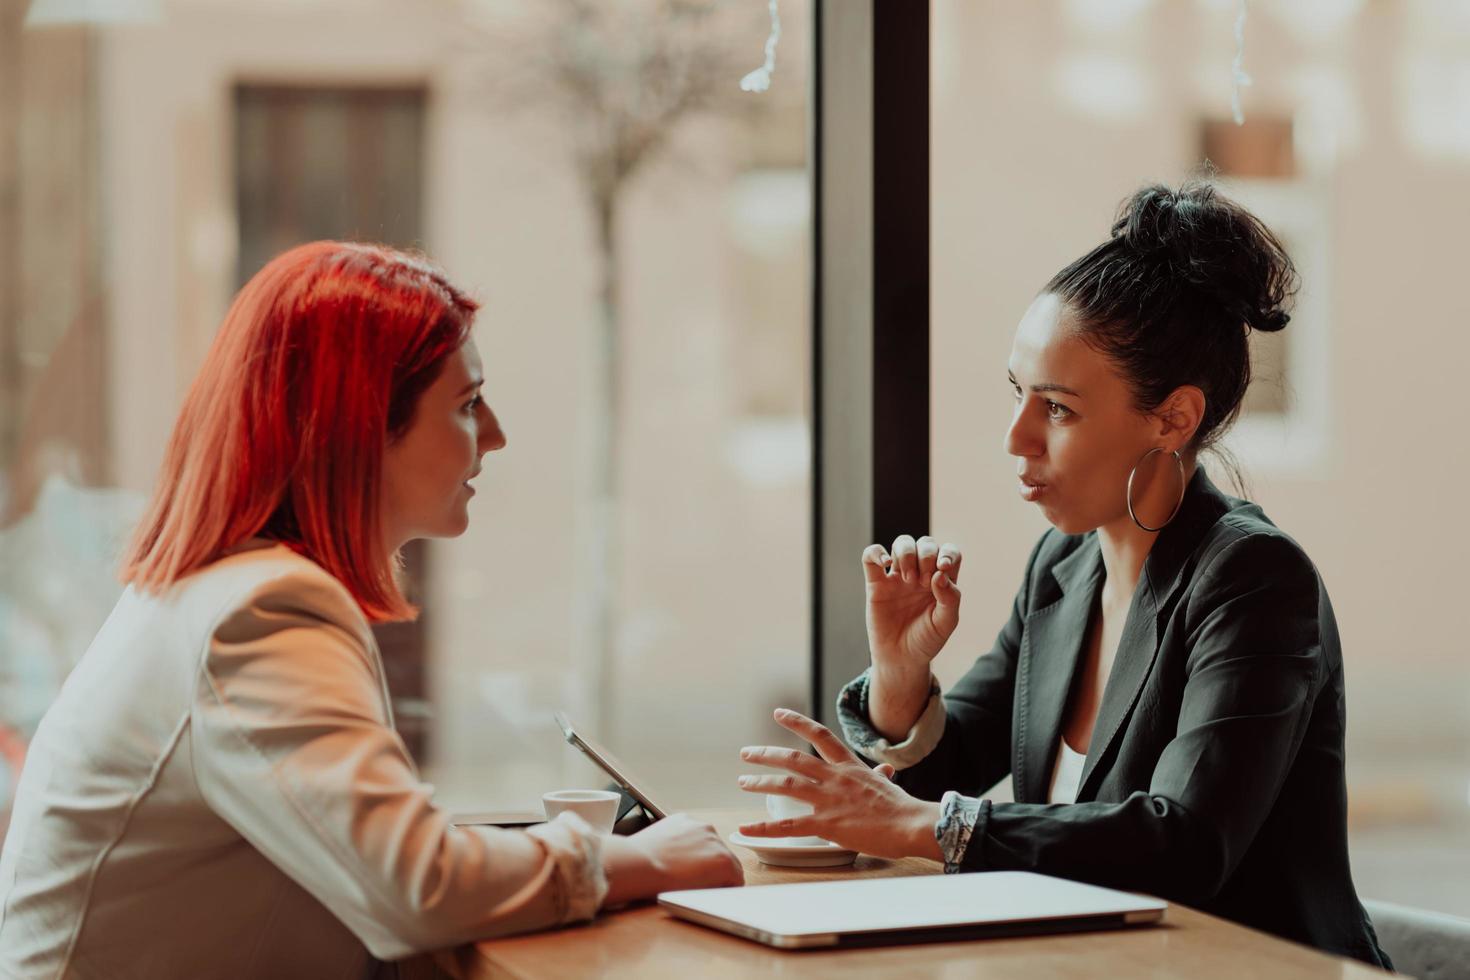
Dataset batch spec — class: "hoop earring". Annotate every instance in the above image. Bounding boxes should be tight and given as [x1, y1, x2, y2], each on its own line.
[1126, 448, 1186, 533]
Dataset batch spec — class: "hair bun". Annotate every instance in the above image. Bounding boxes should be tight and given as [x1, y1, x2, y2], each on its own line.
[1111, 185, 1191, 262]
[1111, 181, 1296, 335]
[1249, 308, 1290, 333]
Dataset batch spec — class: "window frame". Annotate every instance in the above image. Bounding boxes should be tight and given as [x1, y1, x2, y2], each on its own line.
[810, 0, 931, 723]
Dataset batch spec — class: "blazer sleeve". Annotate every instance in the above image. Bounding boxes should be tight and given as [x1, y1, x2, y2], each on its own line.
[840, 533, 1047, 802]
[188, 569, 608, 960]
[952, 532, 1325, 904]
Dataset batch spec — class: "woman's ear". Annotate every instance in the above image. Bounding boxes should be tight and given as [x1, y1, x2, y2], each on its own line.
[1154, 385, 1206, 450]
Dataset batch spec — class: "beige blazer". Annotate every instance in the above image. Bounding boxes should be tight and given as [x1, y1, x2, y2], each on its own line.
[0, 542, 605, 979]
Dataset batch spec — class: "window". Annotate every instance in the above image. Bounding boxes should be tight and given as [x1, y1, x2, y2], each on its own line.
[0, 1, 813, 825]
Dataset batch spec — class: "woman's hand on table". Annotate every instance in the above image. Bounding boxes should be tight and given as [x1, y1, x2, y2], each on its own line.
[601, 814, 744, 908]
[736, 708, 943, 862]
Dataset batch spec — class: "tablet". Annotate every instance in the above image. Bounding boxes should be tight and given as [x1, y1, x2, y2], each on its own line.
[554, 712, 668, 821]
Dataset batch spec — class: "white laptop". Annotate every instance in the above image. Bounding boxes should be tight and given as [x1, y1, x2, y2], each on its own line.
[659, 871, 1165, 949]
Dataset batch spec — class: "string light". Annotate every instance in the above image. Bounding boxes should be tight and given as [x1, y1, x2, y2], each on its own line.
[1231, 0, 1253, 125]
[740, 0, 781, 93]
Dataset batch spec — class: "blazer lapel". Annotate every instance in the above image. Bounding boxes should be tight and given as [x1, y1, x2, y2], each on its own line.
[1074, 566, 1161, 801]
[1015, 539, 1102, 804]
[1073, 466, 1235, 801]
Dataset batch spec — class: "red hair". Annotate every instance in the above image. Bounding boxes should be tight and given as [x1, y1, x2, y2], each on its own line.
[121, 241, 478, 622]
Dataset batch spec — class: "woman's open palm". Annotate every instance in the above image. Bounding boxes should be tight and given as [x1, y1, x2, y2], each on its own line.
[863, 534, 963, 671]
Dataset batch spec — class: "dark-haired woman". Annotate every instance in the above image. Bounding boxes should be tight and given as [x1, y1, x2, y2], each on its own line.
[735, 183, 1391, 967]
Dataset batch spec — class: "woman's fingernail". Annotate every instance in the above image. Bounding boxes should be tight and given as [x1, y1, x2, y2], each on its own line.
[740, 747, 757, 759]
[738, 776, 754, 787]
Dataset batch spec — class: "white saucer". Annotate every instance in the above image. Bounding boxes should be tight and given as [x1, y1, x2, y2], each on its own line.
[728, 831, 859, 868]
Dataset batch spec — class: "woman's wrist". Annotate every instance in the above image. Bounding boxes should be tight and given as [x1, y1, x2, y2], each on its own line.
[600, 836, 658, 908]
[904, 799, 944, 862]
[869, 662, 934, 741]
[871, 659, 930, 690]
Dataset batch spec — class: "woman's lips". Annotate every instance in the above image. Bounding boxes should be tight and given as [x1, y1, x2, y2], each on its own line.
[1018, 479, 1046, 502]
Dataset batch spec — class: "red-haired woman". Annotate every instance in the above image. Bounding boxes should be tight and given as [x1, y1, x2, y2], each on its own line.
[0, 242, 742, 977]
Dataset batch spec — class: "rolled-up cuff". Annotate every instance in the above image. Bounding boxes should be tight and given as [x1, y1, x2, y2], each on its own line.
[835, 667, 946, 770]
[935, 791, 985, 873]
[523, 811, 609, 923]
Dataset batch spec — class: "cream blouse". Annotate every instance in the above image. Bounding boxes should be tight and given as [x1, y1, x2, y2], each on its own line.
[0, 542, 606, 979]
[1048, 739, 1087, 805]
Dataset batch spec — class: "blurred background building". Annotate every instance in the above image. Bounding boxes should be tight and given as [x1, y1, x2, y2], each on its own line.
[1, 0, 1466, 917]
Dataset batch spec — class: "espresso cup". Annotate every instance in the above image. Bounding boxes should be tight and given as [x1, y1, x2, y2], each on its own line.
[765, 793, 827, 846]
[542, 789, 621, 835]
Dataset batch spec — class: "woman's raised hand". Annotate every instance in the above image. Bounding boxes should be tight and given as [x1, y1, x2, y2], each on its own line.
[735, 709, 941, 861]
[863, 535, 963, 672]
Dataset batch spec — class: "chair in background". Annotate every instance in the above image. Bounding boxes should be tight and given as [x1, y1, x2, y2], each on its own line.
[1366, 899, 1470, 980]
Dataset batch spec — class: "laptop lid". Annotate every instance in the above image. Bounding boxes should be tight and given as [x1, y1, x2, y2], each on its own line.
[659, 872, 1166, 949]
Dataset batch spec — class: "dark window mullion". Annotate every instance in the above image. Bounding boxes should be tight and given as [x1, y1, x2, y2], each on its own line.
[812, 1, 929, 725]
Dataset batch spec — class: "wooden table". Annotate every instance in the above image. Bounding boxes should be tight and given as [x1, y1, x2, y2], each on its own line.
[438, 809, 1391, 979]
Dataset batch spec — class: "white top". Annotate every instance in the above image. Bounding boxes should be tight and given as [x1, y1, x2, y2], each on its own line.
[1048, 739, 1088, 805]
[0, 542, 606, 979]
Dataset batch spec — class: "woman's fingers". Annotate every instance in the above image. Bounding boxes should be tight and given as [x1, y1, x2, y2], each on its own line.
[772, 708, 856, 765]
[937, 542, 963, 584]
[861, 543, 892, 585]
[875, 763, 896, 781]
[876, 535, 959, 588]
[739, 745, 828, 780]
[737, 816, 822, 839]
[891, 535, 918, 584]
[930, 569, 961, 635]
[928, 540, 963, 634]
[916, 536, 939, 583]
[736, 772, 822, 803]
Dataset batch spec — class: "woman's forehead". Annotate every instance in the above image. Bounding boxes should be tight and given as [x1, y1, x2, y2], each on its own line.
[1009, 295, 1120, 395]
[438, 339, 482, 385]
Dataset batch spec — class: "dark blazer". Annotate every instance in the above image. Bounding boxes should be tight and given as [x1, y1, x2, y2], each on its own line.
[892, 467, 1390, 967]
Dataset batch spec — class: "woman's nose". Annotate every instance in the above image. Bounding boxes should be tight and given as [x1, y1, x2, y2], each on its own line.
[1004, 403, 1042, 459]
[479, 405, 507, 453]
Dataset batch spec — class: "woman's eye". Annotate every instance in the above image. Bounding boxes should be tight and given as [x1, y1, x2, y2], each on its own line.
[1012, 385, 1023, 400]
[1046, 400, 1072, 421]
[463, 395, 483, 414]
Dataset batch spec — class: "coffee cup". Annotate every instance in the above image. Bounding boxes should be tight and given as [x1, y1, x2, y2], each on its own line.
[542, 789, 621, 835]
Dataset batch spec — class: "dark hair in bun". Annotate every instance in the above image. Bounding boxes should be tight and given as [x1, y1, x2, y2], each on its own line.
[1044, 180, 1298, 453]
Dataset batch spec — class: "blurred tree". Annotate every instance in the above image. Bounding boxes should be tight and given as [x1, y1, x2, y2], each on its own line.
[459, 0, 773, 740]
